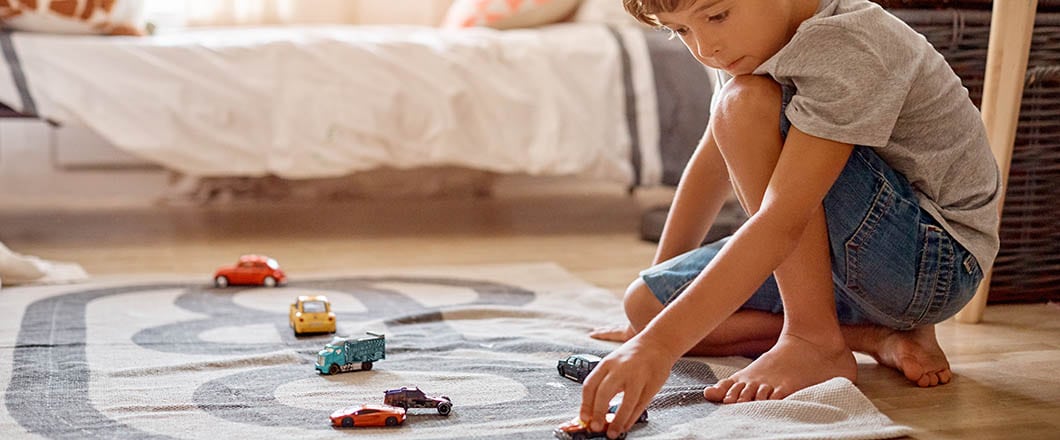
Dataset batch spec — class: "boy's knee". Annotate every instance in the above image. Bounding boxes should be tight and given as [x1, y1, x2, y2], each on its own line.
[713, 75, 783, 126]
[623, 278, 663, 332]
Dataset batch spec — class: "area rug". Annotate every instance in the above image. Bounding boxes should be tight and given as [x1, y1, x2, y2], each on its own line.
[0, 263, 911, 439]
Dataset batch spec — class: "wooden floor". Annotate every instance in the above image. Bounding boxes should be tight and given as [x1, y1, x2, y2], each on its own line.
[1, 189, 1057, 440]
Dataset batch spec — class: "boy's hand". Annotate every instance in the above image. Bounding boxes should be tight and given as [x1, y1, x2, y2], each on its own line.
[588, 324, 635, 342]
[580, 336, 677, 438]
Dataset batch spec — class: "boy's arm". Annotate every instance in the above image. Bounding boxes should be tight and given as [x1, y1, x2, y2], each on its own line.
[653, 123, 732, 264]
[581, 126, 854, 432]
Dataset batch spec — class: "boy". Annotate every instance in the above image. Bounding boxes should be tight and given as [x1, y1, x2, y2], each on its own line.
[580, 0, 1001, 437]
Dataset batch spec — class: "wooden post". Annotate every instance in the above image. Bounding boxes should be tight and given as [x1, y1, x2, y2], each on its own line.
[955, 0, 1038, 324]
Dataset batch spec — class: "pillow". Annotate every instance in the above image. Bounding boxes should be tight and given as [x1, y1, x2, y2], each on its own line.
[442, 0, 582, 30]
[0, 0, 146, 36]
[573, 0, 647, 27]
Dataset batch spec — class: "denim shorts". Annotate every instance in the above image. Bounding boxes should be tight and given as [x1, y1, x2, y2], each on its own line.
[640, 86, 984, 330]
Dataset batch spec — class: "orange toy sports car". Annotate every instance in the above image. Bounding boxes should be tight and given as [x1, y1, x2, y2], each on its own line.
[330, 404, 406, 428]
[213, 255, 286, 288]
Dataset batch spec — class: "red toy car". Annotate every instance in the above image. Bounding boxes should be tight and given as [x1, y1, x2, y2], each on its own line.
[330, 403, 406, 428]
[213, 255, 286, 288]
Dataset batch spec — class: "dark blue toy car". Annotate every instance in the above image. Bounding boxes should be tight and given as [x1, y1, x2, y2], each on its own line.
[557, 353, 601, 383]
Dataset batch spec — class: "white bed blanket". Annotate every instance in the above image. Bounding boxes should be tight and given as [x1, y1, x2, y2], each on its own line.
[0, 24, 656, 182]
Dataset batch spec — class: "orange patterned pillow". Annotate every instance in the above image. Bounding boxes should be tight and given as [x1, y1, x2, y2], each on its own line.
[0, 0, 146, 36]
[442, 0, 582, 30]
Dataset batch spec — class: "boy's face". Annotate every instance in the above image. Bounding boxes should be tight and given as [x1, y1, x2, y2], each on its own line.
[655, 0, 814, 76]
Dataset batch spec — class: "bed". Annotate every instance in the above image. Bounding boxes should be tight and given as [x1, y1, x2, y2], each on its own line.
[0, 23, 714, 190]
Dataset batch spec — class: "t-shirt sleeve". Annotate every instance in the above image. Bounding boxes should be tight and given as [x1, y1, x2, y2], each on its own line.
[779, 25, 911, 147]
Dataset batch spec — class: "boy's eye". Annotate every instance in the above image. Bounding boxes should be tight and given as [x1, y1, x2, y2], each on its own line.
[665, 26, 687, 36]
[707, 11, 729, 22]
[663, 27, 686, 40]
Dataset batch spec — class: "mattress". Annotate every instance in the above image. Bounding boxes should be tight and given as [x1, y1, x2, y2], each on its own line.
[0, 24, 713, 186]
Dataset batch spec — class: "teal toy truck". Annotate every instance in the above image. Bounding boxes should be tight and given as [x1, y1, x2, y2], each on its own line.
[316, 331, 385, 375]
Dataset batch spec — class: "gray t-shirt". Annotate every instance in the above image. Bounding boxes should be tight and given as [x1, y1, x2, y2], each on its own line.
[752, 0, 1001, 270]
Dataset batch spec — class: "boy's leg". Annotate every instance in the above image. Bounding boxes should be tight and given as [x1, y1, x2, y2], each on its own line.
[595, 274, 954, 388]
[706, 75, 964, 397]
[704, 74, 856, 402]
[596, 241, 956, 390]
[596, 277, 955, 388]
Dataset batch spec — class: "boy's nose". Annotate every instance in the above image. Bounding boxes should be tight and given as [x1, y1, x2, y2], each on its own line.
[696, 41, 720, 58]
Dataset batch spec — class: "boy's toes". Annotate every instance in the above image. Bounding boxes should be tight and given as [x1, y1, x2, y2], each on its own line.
[737, 382, 761, 402]
[917, 369, 950, 387]
[723, 381, 747, 404]
[769, 386, 791, 400]
[753, 383, 775, 401]
[704, 378, 736, 402]
[916, 371, 935, 387]
[917, 373, 931, 387]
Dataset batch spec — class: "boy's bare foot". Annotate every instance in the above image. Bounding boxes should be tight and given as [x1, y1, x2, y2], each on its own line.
[588, 324, 635, 342]
[855, 325, 952, 387]
[703, 333, 857, 403]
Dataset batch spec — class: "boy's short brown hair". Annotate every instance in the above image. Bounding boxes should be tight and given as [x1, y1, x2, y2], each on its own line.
[623, 0, 693, 27]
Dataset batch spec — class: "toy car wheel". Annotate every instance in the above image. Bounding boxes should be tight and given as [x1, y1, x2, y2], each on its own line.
[263, 276, 277, 287]
[571, 433, 586, 440]
[341, 417, 354, 427]
[437, 402, 451, 416]
[328, 364, 340, 375]
[385, 417, 399, 426]
[617, 433, 627, 440]
[362, 361, 373, 371]
[214, 276, 229, 288]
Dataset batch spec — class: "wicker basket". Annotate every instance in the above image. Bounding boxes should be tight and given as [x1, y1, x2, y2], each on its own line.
[988, 66, 1060, 303]
[892, 9, 1060, 303]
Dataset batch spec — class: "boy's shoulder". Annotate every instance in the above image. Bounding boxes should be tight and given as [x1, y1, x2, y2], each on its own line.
[760, 0, 927, 76]
[794, 0, 915, 44]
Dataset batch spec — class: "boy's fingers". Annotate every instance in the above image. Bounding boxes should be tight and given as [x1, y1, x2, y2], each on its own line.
[579, 366, 605, 421]
[589, 375, 621, 432]
[608, 388, 641, 438]
[620, 394, 652, 436]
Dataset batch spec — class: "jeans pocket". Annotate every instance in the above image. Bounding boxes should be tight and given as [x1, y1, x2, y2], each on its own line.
[844, 179, 896, 292]
[841, 178, 920, 329]
[909, 222, 961, 325]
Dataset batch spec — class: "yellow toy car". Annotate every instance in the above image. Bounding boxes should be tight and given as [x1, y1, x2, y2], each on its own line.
[289, 295, 336, 336]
